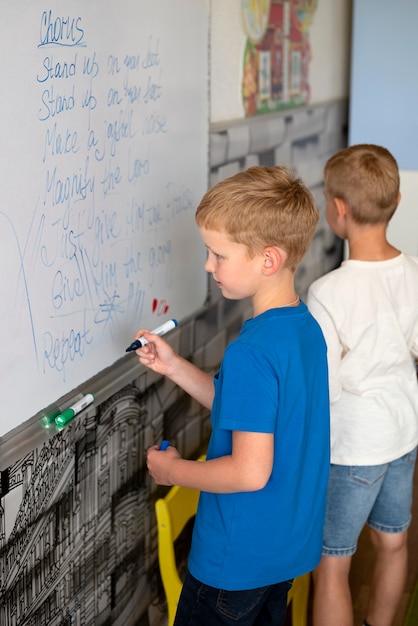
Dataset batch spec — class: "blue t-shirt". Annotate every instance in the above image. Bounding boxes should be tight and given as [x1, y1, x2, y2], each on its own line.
[188, 303, 330, 590]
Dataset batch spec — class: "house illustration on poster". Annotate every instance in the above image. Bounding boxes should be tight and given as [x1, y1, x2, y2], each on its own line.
[242, 0, 317, 115]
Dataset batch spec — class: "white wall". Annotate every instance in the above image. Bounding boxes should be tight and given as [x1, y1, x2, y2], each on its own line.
[210, 0, 352, 123]
[389, 172, 418, 256]
[309, 0, 352, 105]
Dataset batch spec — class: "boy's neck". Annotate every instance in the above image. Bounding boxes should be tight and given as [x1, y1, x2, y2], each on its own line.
[347, 224, 401, 261]
[252, 270, 299, 316]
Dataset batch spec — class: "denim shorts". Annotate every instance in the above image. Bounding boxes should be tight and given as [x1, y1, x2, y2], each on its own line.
[323, 447, 417, 557]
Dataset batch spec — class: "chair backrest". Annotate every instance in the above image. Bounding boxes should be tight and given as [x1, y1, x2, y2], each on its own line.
[155, 455, 205, 626]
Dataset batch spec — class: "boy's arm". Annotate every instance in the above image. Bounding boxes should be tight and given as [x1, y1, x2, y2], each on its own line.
[165, 355, 215, 409]
[147, 430, 274, 493]
[307, 290, 343, 403]
[135, 330, 214, 409]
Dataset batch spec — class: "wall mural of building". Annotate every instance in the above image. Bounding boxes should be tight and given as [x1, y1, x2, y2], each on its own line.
[1, 384, 150, 625]
[0, 98, 347, 625]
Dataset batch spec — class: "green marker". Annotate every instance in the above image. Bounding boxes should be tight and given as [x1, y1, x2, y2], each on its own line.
[55, 393, 95, 427]
[41, 407, 61, 427]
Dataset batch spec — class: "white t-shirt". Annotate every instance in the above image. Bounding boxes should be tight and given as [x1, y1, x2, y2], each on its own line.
[307, 253, 418, 465]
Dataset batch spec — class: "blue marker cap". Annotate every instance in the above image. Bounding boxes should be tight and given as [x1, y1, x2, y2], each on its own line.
[159, 440, 171, 451]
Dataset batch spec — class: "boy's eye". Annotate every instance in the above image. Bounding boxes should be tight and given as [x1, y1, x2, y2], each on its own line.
[207, 249, 223, 261]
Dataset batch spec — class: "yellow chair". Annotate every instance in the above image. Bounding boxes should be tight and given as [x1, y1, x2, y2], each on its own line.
[286, 572, 310, 626]
[155, 455, 310, 626]
[155, 455, 205, 626]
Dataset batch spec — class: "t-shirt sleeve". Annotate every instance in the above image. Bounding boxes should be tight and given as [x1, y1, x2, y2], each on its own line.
[307, 286, 343, 403]
[410, 318, 418, 359]
[215, 342, 278, 434]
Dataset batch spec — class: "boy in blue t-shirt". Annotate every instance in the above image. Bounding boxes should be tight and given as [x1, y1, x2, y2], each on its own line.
[137, 166, 330, 626]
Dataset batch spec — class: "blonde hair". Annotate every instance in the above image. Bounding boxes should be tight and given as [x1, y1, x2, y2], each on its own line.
[324, 144, 400, 225]
[195, 166, 319, 270]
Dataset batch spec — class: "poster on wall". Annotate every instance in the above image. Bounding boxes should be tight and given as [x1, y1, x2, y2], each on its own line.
[241, 0, 317, 116]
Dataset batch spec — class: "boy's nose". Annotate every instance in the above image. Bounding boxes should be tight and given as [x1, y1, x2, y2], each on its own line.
[204, 258, 214, 273]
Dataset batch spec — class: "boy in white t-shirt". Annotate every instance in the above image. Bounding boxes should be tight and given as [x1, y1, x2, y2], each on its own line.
[308, 144, 418, 626]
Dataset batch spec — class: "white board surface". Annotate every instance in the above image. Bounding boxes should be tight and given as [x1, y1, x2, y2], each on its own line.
[0, 1, 209, 436]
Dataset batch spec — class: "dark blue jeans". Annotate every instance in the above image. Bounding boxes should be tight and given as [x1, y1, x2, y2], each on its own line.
[173, 570, 293, 626]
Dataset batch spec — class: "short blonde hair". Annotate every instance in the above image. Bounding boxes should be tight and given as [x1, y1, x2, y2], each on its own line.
[195, 166, 319, 270]
[324, 144, 400, 225]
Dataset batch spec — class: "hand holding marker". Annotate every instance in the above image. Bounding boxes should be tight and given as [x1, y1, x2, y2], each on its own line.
[125, 319, 178, 352]
[45, 321, 177, 428]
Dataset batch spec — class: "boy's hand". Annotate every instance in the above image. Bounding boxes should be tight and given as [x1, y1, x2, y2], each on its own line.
[134, 330, 177, 376]
[147, 444, 181, 485]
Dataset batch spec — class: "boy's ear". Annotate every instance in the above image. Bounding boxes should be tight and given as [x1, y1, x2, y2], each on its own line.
[334, 197, 348, 220]
[262, 246, 286, 274]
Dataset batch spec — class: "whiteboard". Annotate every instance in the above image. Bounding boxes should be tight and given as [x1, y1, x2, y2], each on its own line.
[0, 1, 209, 437]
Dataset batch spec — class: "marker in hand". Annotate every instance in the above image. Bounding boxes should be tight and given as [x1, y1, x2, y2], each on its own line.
[55, 393, 95, 427]
[125, 319, 178, 352]
[159, 440, 171, 450]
